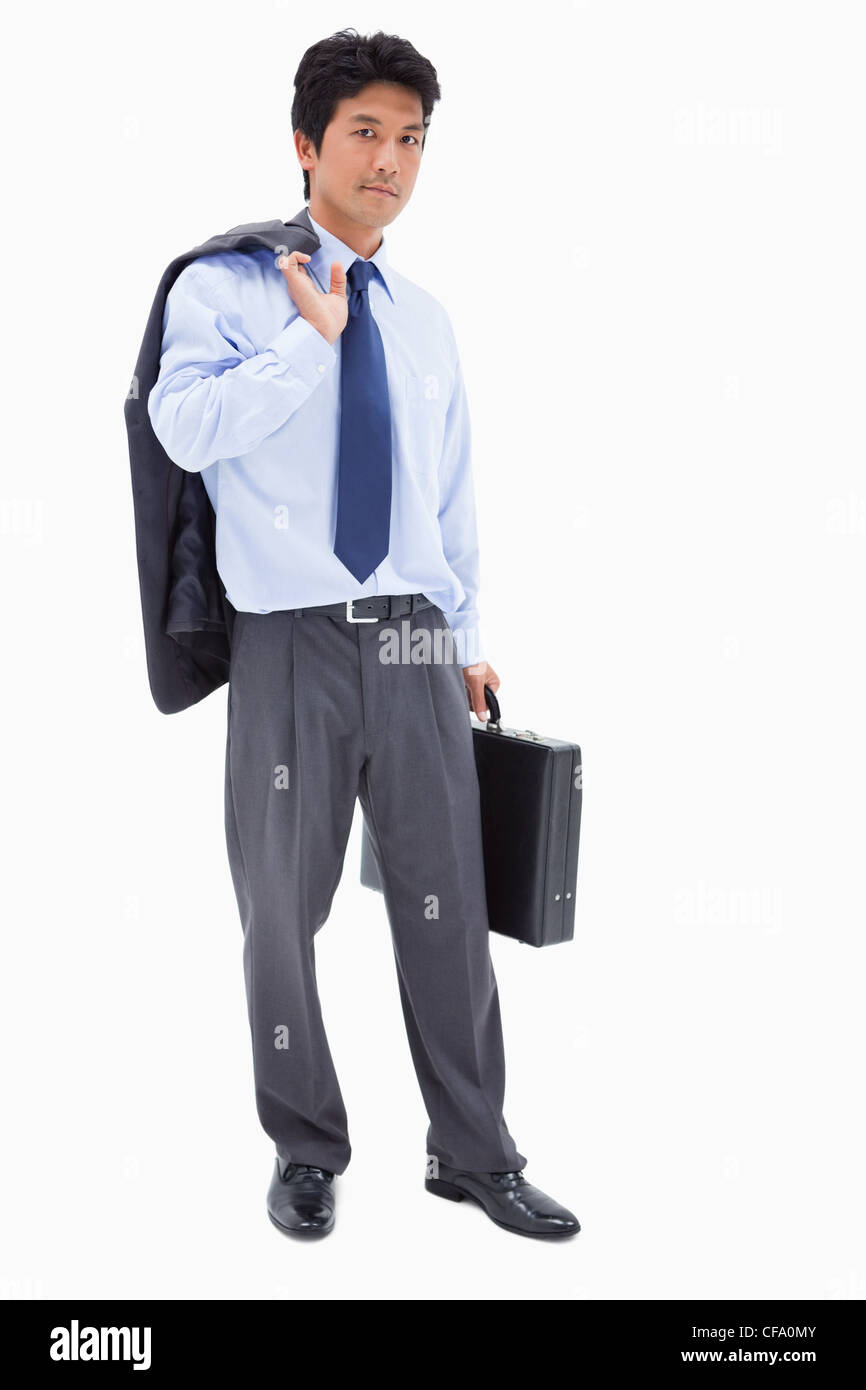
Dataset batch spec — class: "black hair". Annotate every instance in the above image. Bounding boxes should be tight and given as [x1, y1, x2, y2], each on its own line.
[291, 28, 441, 201]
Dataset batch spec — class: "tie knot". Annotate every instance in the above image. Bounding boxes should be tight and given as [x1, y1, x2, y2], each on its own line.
[348, 258, 377, 294]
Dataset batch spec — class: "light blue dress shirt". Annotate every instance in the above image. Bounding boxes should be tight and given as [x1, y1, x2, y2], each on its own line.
[147, 208, 485, 665]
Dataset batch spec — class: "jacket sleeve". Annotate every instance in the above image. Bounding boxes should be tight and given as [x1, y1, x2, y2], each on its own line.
[147, 263, 337, 473]
[436, 340, 486, 668]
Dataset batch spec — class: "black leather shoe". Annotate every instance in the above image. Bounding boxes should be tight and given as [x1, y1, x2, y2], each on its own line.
[267, 1156, 336, 1238]
[425, 1157, 580, 1238]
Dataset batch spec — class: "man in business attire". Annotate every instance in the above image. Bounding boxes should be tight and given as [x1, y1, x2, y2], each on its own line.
[148, 28, 579, 1240]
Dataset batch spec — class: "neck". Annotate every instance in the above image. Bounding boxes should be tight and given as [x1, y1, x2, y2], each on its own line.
[307, 195, 382, 260]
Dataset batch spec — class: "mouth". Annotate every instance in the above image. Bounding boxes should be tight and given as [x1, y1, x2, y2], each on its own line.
[363, 186, 397, 198]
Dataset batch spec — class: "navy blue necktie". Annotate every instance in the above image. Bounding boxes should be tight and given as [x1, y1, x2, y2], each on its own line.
[333, 258, 393, 583]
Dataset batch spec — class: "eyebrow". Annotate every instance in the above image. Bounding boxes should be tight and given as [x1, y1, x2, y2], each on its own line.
[346, 112, 425, 132]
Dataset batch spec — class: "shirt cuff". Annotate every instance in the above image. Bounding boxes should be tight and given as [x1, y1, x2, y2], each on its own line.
[441, 611, 485, 667]
[266, 315, 336, 388]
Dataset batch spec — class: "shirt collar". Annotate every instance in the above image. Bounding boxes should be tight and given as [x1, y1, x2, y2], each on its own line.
[305, 208, 397, 305]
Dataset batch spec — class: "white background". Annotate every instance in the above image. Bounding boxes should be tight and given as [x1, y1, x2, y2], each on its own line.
[2, 0, 864, 1300]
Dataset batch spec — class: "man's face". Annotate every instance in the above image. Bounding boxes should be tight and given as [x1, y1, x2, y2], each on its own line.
[301, 81, 425, 230]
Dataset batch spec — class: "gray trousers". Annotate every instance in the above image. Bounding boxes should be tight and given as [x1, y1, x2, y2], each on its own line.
[223, 599, 527, 1175]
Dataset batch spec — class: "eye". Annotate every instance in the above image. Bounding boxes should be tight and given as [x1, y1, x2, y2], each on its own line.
[355, 129, 419, 145]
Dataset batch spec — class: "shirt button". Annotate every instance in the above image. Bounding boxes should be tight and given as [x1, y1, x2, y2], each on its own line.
[317, 363, 326, 373]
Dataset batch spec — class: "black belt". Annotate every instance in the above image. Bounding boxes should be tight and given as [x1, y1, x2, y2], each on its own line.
[290, 593, 435, 622]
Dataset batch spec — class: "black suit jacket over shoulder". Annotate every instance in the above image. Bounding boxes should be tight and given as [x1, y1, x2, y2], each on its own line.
[124, 204, 321, 715]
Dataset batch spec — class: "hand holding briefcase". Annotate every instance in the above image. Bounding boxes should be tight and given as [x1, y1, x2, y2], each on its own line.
[360, 684, 582, 947]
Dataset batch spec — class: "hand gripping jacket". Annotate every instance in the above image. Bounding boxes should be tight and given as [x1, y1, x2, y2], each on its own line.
[124, 204, 321, 715]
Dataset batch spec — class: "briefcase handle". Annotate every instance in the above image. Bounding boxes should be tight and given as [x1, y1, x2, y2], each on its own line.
[482, 682, 501, 730]
[477, 685, 546, 745]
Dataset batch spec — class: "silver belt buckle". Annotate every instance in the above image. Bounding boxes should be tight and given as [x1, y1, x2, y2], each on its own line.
[346, 599, 379, 623]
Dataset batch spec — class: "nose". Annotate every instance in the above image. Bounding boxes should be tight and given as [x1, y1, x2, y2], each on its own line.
[373, 138, 400, 177]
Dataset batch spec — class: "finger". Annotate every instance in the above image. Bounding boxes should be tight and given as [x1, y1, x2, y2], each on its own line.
[330, 260, 347, 297]
[465, 677, 489, 720]
[278, 250, 311, 272]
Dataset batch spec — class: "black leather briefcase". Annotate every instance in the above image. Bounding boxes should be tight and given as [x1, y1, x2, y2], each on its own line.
[360, 685, 582, 947]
